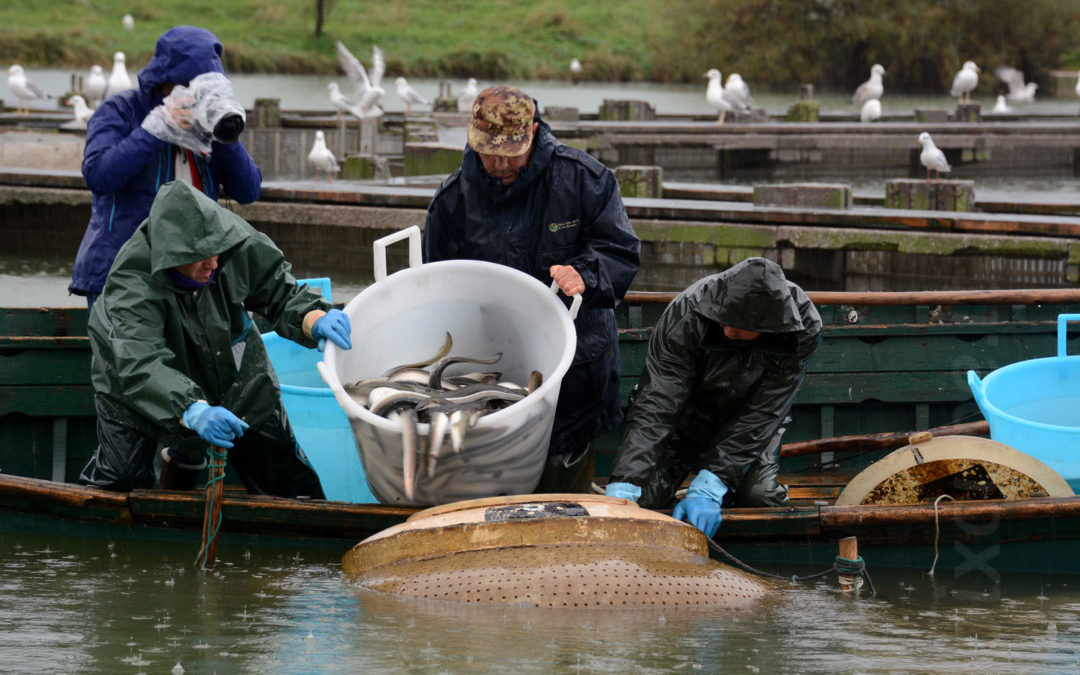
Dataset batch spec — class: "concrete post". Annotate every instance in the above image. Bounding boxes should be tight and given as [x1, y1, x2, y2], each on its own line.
[787, 101, 819, 122]
[914, 109, 949, 123]
[799, 84, 814, 100]
[615, 165, 663, 199]
[252, 98, 281, 128]
[754, 183, 852, 209]
[598, 100, 656, 121]
[544, 106, 580, 121]
[884, 178, 975, 211]
[954, 103, 981, 123]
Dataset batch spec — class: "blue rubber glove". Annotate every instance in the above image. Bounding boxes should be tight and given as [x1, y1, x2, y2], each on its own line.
[672, 469, 728, 539]
[182, 402, 249, 448]
[311, 309, 352, 352]
[605, 482, 642, 502]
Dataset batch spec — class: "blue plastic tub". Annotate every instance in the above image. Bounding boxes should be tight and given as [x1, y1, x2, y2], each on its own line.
[261, 278, 376, 503]
[968, 313, 1080, 490]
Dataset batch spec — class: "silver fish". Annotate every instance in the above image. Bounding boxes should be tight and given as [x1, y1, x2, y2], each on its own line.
[369, 388, 432, 417]
[389, 408, 419, 502]
[380, 332, 453, 379]
[448, 408, 480, 454]
[428, 352, 503, 389]
[426, 410, 450, 478]
[528, 370, 543, 394]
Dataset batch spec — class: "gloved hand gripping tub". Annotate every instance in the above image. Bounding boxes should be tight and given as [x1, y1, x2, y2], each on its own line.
[319, 227, 580, 506]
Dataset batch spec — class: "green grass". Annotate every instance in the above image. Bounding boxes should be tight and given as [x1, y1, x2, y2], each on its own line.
[0, 0, 701, 81]
[3, 0, 1079, 89]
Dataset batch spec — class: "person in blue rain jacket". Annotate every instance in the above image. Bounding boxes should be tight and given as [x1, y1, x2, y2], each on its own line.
[423, 85, 641, 493]
[69, 25, 261, 306]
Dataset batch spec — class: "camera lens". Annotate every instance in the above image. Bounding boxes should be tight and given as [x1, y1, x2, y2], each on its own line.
[213, 114, 245, 144]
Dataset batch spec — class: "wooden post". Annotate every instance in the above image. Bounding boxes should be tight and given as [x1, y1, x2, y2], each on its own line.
[196, 446, 227, 570]
[838, 536, 859, 594]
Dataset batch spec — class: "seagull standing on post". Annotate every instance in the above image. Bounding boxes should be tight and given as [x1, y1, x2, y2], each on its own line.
[85, 65, 107, 108]
[106, 52, 133, 98]
[950, 61, 980, 104]
[308, 130, 340, 183]
[860, 98, 881, 123]
[704, 68, 748, 125]
[66, 94, 94, 123]
[918, 132, 951, 182]
[457, 77, 478, 111]
[7, 65, 51, 114]
[852, 64, 885, 105]
[395, 77, 428, 115]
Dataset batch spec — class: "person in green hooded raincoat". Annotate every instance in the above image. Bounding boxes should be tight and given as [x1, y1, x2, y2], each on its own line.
[78, 180, 353, 496]
[605, 257, 821, 538]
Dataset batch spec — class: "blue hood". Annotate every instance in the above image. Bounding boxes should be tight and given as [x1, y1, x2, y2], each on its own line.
[138, 26, 226, 101]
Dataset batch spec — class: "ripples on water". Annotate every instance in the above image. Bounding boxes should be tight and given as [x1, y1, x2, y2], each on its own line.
[1, 531, 1078, 673]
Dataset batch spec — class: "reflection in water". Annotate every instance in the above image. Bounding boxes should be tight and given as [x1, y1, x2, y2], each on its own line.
[1, 530, 1079, 673]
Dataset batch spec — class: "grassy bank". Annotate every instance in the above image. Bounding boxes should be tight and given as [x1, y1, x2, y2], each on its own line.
[3, 0, 1079, 90]
[0, 0, 700, 81]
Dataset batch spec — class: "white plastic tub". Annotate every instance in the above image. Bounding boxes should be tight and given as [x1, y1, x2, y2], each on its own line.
[319, 226, 580, 505]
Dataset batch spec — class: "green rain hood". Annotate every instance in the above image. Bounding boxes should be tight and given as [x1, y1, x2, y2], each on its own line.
[88, 181, 330, 453]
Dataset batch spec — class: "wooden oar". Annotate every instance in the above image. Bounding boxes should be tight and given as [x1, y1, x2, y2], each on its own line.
[195, 446, 228, 570]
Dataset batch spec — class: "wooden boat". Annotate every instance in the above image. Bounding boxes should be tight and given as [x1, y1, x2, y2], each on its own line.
[4, 288, 1080, 575]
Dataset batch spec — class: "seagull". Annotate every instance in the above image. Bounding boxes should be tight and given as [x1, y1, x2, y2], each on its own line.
[993, 66, 1037, 102]
[860, 98, 881, 123]
[918, 132, 951, 181]
[326, 82, 370, 122]
[950, 61, 980, 104]
[122, 13, 134, 31]
[106, 52, 133, 98]
[334, 41, 386, 116]
[395, 77, 428, 115]
[66, 94, 94, 122]
[85, 65, 107, 107]
[852, 64, 885, 105]
[703, 68, 748, 124]
[991, 95, 1011, 113]
[570, 58, 583, 84]
[457, 77, 478, 111]
[6, 65, 51, 114]
[308, 130, 340, 183]
[724, 73, 751, 104]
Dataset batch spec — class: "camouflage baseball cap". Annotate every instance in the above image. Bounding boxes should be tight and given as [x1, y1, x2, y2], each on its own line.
[467, 86, 536, 157]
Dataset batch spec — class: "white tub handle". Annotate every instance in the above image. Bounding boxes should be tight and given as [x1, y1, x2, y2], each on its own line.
[1057, 314, 1080, 358]
[549, 280, 582, 320]
[373, 225, 423, 282]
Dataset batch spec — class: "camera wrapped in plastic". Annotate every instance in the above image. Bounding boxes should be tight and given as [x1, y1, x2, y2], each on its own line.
[141, 72, 246, 155]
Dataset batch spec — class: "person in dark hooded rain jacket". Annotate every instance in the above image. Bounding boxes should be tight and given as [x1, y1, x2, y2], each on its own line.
[605, 257, 821, 538]
[69, 25, 261, 308]
[423, 85, 641, 493]
[78, 181, 353, 496]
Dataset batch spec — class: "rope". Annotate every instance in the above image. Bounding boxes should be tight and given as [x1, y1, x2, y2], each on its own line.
[194, 447, 228, 569]
[706, 536, 877, 597]
[928, 494, 956, 578]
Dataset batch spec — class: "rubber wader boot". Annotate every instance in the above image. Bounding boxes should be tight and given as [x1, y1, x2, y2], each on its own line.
[534, 444, 596, 494]
[158, 448, 206, 491]
[735, 461, 789, 507]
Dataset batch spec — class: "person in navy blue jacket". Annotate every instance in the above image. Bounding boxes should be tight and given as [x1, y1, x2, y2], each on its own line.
[69, 26, 261, 307]
[423, 85, 641, 493]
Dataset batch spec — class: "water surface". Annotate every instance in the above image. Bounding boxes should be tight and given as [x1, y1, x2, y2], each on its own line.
[1, 530, 1078, 673]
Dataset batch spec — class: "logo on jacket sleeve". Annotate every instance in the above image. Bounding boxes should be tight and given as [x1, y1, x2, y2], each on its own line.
[548, 219, 580, 233]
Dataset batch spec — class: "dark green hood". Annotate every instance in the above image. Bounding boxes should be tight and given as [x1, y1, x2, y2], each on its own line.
[148, 181, 248, 274]
[694, 257, 805, 333]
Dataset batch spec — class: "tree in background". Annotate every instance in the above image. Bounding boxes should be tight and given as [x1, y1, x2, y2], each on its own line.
[693, 0, 1080, 92]
[315, 0, 338, 37]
